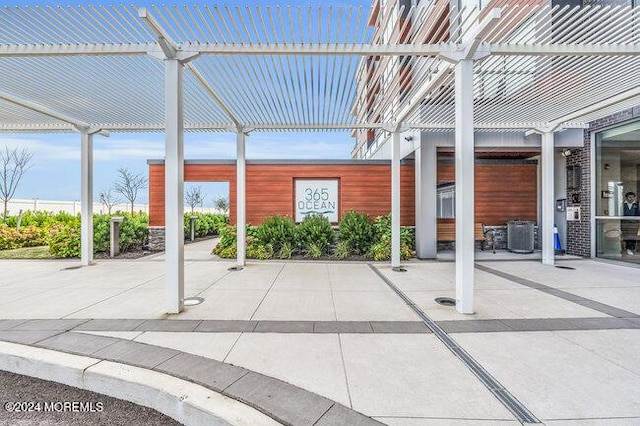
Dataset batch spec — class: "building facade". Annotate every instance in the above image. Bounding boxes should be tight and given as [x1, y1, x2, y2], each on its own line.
[350, 0, 640, 264]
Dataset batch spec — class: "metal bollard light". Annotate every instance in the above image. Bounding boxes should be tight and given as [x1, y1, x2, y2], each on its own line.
[110, 216, 125, 257]
[189, 216, 198, 242]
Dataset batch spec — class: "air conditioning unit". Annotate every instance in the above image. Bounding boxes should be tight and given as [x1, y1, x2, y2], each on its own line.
[507, 220, 535, 253]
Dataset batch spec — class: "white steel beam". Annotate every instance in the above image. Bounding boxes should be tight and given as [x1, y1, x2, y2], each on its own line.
[236, 131, 246, 268]
[0, 43, 155, 57]
[186, 64, 243, 129]
[391, 130, 401, 269]
[164, 58, 185, 314]
[0, 91, 92, 131]
[0, 42, 638, 58]
[489, 44, 640, 56]
[455, 59, 475, 315]
[138, 8, 178, 58]
[461, 9, 502, 60]
[80, 131, 93, 266]
[541, 131, 555, 266]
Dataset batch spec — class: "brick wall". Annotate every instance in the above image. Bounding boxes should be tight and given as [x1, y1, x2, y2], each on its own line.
[567, 106, 640, 256]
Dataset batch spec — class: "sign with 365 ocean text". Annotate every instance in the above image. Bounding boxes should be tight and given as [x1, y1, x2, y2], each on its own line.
[295, 179, 339, 223]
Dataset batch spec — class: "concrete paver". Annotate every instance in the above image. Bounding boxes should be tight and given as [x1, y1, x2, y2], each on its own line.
[252, 290, 336, 321]
[177, 289, 268, 320]
[455, 330, 640, 421]
[133, 331, 240, 360]
[225, 333, 352, 407]
[340, 333, 516, 419]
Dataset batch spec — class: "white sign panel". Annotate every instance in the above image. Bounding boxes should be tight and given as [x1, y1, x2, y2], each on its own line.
[295, 179, 339, 222]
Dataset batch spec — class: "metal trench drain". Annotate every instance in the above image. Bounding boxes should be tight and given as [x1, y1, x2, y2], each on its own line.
[369, 264, 541, 424]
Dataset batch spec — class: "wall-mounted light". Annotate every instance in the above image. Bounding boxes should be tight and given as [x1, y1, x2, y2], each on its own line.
[561, 149, 572, 157]
[404, 136, 414, 142]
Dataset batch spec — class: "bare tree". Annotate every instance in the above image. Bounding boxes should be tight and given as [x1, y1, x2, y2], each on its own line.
[99, 186, 121, 214]
[113, 167, 147, 214]
[0, 146, 34, 219]
[185, 185, 205, 213]
[213, 196, 229, 214]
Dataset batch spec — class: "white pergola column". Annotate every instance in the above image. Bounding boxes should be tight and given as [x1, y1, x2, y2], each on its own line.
[541, 131, 555, 265]
[391, 130, 401, 269]
[236, 131, 246, 267]
[455, 59, 475, 314]
[415, 137, 437, 259]
[165, 58, 185, 314]
[80, 131, 93, 266]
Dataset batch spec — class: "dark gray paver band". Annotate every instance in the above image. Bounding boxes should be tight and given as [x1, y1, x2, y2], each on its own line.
[1, 318, 639, 335]
[0, 331, 383, 426]
[476, 264, 640, 318]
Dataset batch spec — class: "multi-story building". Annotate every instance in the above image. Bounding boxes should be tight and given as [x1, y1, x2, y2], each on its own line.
[351, 0, 640, 265]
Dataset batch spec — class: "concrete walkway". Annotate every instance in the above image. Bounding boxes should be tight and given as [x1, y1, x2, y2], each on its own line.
[1, 240, 640, 425]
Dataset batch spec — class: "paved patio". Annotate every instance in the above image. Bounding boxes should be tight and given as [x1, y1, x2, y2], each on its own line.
[1, 239, 640, 425]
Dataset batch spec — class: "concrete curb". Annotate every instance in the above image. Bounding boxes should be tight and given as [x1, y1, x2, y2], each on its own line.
[0, 341, 282, 426]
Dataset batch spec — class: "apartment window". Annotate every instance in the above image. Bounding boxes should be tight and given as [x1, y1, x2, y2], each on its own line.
[437, 183, 455, 218]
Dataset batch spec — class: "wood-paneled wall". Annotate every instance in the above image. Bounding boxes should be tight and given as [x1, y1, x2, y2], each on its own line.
[149, 161, 537, 227]
[437, 163, 538, 225]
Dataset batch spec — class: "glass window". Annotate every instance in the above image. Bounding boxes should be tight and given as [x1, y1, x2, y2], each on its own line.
[595, 120, 640, 264]
[437, 183, 455, 218]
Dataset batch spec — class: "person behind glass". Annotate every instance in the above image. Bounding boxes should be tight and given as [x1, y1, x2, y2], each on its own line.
[622, 191, 640, 256]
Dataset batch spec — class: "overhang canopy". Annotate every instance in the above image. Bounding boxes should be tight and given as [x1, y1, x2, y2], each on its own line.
[0, 3, 638, 133]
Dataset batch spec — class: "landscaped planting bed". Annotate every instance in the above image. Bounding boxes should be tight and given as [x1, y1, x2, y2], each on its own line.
[214, 211, 414, 261]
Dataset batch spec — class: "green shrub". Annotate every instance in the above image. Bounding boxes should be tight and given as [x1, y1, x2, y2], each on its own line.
[254, 216, 296, 253]
[48, 223, 81, 258]
[307, 242, 324, 259]
[214, 224, 238, 256]
[92, 213, 148, 253]
[216, 245, 237, 259]
[119, 213, 148, 252]
[278, 241, 293, 259]
[334, 240, 350, 259]
[247, 242, 273, 260]
[93, 214, 111, 252]
[17, 226, 47, 247]
[0, 225, 20, 250]
[338, 211, 376, 255]
[0, 224, 53, 251]
[368, 214, 414, 261]
[296, 214, 334, 255]
[184, 213, 228, 239]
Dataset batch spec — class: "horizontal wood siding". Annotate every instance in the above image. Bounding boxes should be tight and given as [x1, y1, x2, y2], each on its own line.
[438, 163, 537, 225]
[149, 162, 535, 227]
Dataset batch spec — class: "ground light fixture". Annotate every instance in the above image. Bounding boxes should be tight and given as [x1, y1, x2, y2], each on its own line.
[183, 297, 205, 306]
[435, 297, 456, 307]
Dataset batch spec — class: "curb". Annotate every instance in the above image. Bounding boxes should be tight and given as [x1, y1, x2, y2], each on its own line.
[0, 341, 282, 426]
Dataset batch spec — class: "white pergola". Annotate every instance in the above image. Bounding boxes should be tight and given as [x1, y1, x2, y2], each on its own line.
[1, 3, 638, 314]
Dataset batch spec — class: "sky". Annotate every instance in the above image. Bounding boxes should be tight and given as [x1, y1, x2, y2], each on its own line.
[0, 0, 371, 207]
[1, 131, 355, 206]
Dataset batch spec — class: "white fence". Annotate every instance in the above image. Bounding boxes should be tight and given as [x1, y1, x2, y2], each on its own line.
[5, 199, 223, 216]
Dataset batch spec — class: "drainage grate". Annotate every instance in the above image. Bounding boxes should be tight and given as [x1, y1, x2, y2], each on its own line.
[368, 264, 540, 424]
[184, 297, 204, 306]
[435, 297, 456, 307]
[555, 265, 576, 270]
